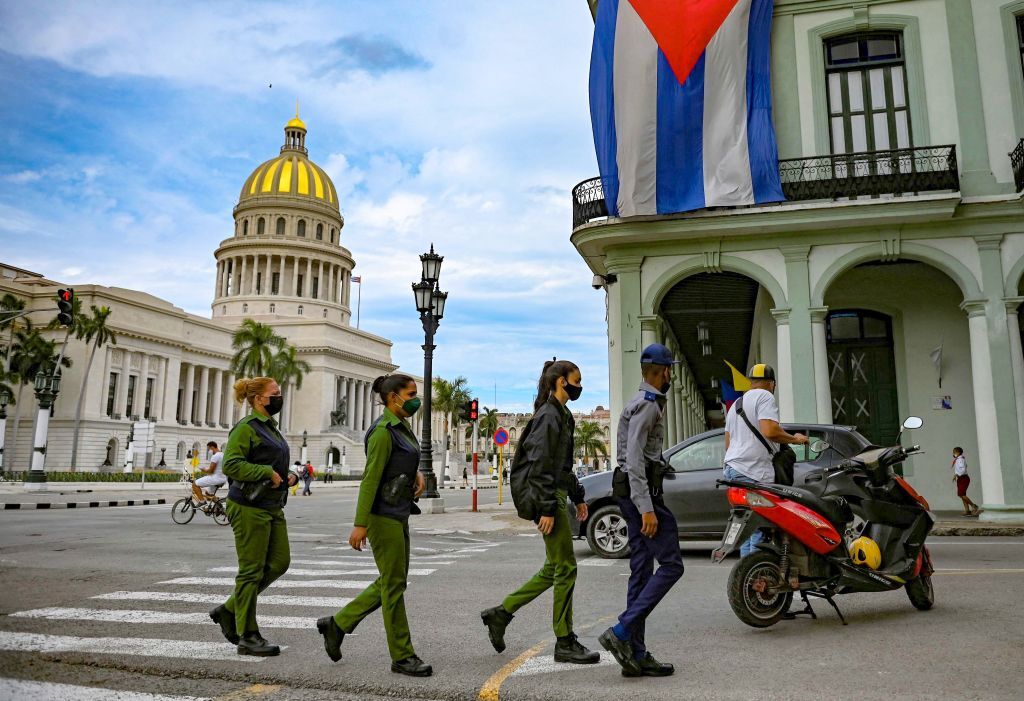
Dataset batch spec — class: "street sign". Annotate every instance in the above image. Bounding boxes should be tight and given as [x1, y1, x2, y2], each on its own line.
[493, 428, 509, 446]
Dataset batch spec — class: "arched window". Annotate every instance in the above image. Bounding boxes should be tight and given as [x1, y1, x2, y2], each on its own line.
[330, 228, 335, 243]
[276, 217, 285, 236]
[298, 305, 304, 315]
[242, 303, 248, 313]
[269, 303, 276, 313]
[297, 220, 306, 237]
[316, 223, 323, 240]
[257, 217, 265, 236]
[242, 220, 249, 236]
[176, 441, 186, 461]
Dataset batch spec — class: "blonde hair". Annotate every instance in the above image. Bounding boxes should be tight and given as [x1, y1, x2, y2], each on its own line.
[233, 377, 276, 407]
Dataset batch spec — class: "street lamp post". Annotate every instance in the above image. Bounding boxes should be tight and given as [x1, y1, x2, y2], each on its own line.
[0, 388, 10, 472]
[413, 245, 448, 507]
[26, 371, 61, 491]
[300, 429, 308, 464]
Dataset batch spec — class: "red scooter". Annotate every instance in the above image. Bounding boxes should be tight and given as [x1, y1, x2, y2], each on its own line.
[713, 417, 935, 628]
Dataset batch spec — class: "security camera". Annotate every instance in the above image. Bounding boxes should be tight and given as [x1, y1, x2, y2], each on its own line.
[592, 274, 606, 290]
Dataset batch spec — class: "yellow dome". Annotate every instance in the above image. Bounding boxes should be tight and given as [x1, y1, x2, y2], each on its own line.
[238, 116, 339, 210]
[286, 116, 307, 130]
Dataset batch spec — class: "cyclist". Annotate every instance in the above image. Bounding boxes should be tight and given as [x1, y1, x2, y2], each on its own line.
[194, 441, 226, 502]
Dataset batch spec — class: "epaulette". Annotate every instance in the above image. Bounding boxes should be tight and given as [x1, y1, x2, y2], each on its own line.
[643, 390, 658, 402]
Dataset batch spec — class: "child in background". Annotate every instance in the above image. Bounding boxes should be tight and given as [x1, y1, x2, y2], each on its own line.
[952, 447, 980, 516]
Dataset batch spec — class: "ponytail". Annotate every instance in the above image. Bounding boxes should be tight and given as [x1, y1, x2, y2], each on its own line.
[233, 377, 275, 408]
[533, 359, 579, 412]
[372, 373, 416, 405]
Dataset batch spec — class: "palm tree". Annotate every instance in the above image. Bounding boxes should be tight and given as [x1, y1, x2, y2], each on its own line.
[6, 326, 72, 469]
[230, 319, 285, 377]
[574, 419, 609, 470]
[69, 305, 117, 470]
[432, 376, 470, 480]
[269, 345, 311, 390]
[1, 293, 26, 367]
[466, 405, 499, 458]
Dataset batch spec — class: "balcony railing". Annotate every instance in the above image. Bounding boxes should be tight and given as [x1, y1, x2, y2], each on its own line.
[1011, 138, 1024, 192]
[572, 144, 960, 229]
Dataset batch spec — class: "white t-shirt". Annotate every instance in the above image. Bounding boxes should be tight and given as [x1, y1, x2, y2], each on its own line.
[209, 451, 224, 477]
[953, 455, 967, 476]
[723, 388, 781, 483]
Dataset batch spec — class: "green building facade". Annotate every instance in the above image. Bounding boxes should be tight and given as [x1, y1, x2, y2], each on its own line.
[573, 0, 1024, 519]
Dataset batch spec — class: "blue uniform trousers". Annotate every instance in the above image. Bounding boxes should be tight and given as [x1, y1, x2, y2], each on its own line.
[615, 495, 684, 658]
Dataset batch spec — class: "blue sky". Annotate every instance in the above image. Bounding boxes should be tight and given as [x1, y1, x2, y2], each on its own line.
[0, 1, 611, 413]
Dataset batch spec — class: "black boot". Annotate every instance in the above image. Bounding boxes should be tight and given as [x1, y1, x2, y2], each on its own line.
[598, 627, 640, 676]
[316, 616, 345, 662]
[237, 632, 280, 657]
[391, 656, 433, 677]
[621, 652, 674, 678]
[209, 604, 238, 644]
[480, 605, 513, 653]
[554, 633, 600, 664]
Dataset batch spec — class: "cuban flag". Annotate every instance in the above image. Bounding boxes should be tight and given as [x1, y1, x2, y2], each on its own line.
[589, 0, 785, 217]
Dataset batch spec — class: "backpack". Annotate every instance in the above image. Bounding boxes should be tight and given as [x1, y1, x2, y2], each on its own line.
[509, 418, 541, 521]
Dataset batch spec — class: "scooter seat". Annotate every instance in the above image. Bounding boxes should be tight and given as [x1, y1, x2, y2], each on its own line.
[774, 486, 852, 528]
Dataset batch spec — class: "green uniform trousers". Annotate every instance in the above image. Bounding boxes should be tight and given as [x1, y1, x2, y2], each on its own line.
[502, 491, 577, 637]
[223, 500, 290, 635]
[334, 513, 415, 662]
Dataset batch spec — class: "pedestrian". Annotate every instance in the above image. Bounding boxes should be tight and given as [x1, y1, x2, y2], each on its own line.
[193, 441, 226, 502]
[721, 363, 808, 556]
[598, 344, 683, 678]
[325, 463, 334, 484]
[303, 461, 314, 496]
[316, 373, 431, 677]
[291, 461, 302, 496]
[480, 359, 599, 665]
[462, 467, 468, 488]
[952, 447, 980, 516]
[209, 376, 297, 657]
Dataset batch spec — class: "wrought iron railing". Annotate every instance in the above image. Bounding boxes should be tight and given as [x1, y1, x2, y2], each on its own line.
[571, 145, 961, 229]
[1011, 138, 1024, 192]
[779, 145, 958, 201]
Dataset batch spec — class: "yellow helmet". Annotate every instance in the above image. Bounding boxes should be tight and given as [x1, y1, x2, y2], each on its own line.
[850, 536, 882, 569]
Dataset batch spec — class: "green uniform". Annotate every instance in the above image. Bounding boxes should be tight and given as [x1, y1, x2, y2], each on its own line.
[221, 411, 292, 636]
[332, 408, 420, 662]
[502, 397, 584, 637]
[501, 490, 576, 636]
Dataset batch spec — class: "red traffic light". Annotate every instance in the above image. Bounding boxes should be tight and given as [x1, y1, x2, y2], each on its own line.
[56, 288, 75, 326]
[58, 289, 73, 302]
[469, 399, 479, 421]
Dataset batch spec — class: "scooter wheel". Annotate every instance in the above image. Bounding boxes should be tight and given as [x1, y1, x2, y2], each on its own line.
[727, 551, 792, 628]
[905, 574, 934, 610]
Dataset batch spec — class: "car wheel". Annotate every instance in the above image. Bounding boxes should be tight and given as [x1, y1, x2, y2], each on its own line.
[587, 505, 630, 559]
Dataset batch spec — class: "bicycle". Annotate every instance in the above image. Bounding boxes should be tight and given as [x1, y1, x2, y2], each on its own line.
[171, 476, 230, 526]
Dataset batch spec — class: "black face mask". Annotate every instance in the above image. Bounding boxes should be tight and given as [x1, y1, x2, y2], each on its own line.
[264, 395, 284, 416]
[659, 381, 671, 394]
[564, 382, 583, 401]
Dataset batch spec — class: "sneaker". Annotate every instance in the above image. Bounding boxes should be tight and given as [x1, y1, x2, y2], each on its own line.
[621, 652, 674, 678]
[316, 616, 345, 662]
[480, 605, 513, 653]
[598, 627, 641, 676]
[391, 655, 432, 677]
[554, 633, 600, 664]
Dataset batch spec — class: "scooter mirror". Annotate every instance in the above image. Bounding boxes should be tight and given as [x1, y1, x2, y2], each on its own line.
[902, 416, 923, 430]
[809, 439, 831, 453]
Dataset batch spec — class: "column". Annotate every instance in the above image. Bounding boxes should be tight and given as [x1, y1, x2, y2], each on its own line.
[291, 256, 299, 296]
[265, 255, 272, 296]
[99, 347, 113, 414]
[342, 270, 350, 306]
[772, 310, 793, 422]
[335, 266, 342, 303]
[196, 366, 210, 425]
[211, 369, 223, 426]
[306, 258, 313, 299]
[363, 382, 373, 430]
[223, 372, 235, 426]
[139, 353, 151, 419]
[605, 254, 644, 465]
[781, 245, 816, 422]
[317, 260, 324, 300]
[325, 263, 333, 303]
[182, 363, 195, 425]
[116, 351, 132, 418]
[810, 307, 833, 424]
[152, 356, 165, 421]
[965, 302, 1005, 507]
[1005, 299, 1024, 498]
[214, 262, 223, 300]
[353, 381, 364, 432]
[347, 378, 356, 429]
[240, 257, 249, 297]
[162, 357, 181, 423]
[234, 256, 242, 296]
[664, 382, 676, 449]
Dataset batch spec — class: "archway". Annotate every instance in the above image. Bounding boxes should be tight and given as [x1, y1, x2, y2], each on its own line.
[102, 438, 119, 471]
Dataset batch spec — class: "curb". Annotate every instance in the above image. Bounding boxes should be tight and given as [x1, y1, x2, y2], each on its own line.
[2, 498, 168, 511]
[932, 525, 1024, 536]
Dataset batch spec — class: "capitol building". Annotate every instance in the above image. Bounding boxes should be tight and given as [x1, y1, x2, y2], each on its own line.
[0, 115, 436, 474]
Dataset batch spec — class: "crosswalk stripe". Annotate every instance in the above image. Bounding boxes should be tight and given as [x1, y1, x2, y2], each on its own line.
[92, 591, 353, 608]
[0, 678, 211, 701]
[290, 559, 454, 567]
[160, 577, 377, 589]
[10, 607, 316, 630]
[207, 567, 436, 576]
[309, 546, 473, 559]
[0, 631, 269, 662]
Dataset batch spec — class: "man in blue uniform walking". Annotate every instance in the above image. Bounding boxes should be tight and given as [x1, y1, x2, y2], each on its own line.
[599, 344, 684, 678]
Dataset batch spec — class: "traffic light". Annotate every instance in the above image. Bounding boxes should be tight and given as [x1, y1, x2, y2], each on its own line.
[458, 398, 480, 422]
[56, 288, 74, 326]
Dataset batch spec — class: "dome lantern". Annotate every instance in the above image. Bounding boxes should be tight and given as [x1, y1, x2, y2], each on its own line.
[283, 101, 307, 154]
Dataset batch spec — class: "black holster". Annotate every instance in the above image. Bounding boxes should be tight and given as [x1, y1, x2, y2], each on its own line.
[380, 473, 414, 507]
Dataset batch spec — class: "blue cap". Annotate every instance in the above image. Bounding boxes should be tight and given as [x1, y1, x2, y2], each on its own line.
[641, 343, 680, 366]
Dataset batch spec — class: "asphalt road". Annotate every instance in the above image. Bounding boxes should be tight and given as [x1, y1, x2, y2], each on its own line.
[0, 486, 1022, 701]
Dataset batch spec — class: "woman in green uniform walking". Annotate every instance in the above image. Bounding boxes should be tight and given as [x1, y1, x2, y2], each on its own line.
[209, 376, 296, 656]
[316, 373, 431, 677]
[480, 359, 599, 664]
